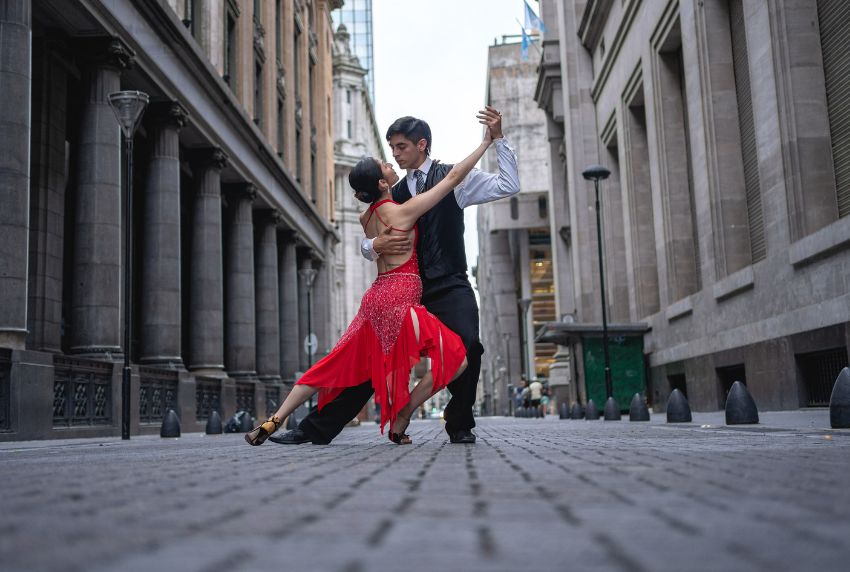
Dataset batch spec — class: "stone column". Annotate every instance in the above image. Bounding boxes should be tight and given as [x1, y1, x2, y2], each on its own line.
[278, 231, 300, 381]
[223, 183, 257, 380]
[140, 101, 188, 368]
[254, 209, 281, 382]
[297, 249, 315, 372]
[27, 36, 68, 353]
[0, 1, 31, 350]
[70, 38, 134, 359]
[187, 147, 228, 373]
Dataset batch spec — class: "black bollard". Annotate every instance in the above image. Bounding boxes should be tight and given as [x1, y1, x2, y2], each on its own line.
[829, 367, 850, 428]
[286, 414, 298, 430]
[629, 393, 650, 421]
[536, 406, 543, 418]
[160, 409, 181, 438]
[585, 399, 600, 420]
[604, 397, 622, 421]
[725, 381, 759, 424]
[504, 409, 511, 417]
[559, 402, 569, 419]
[205, 410, 223, 434]
[239, 412, 254, 433]
[569, 401, 584, 420]
[666, 389, 692, 423]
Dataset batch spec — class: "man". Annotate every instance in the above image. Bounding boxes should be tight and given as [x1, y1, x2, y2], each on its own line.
[271, 107, 519, 445]
[528, 378, 543, 413]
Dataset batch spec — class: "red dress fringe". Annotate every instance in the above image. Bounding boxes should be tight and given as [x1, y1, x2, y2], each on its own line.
[295, 215, 466, 434]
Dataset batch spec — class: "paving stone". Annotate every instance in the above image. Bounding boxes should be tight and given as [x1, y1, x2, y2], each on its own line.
[0, 413, 849, 571]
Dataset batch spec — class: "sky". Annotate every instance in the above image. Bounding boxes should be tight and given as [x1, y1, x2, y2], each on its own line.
[371, 0, 532, 290]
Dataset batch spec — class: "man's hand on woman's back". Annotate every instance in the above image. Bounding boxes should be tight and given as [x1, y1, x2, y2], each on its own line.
[373, 225, 412, 255]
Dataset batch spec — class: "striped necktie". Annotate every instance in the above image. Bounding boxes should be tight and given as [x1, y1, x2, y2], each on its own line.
[414, 169, 425, 195]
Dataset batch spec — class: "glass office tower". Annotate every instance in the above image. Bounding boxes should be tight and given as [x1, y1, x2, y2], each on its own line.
[332, 0, 375, 104]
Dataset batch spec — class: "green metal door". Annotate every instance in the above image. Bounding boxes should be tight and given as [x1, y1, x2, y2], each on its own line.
[583, 335, 646, 410]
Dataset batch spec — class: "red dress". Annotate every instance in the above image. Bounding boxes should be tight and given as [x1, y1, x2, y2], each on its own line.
[295, 200, 467, 434]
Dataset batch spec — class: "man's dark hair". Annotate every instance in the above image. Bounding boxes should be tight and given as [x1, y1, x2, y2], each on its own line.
[349, 157, 384, 204]
[386, 116, 432, 156]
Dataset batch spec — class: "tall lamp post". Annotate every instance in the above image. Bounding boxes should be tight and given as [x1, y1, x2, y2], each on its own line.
[299, 267, 319, 408]
[107, 90, 149, 440]
[518, 298, 533, 382]
[581, 164, 621, 421]
[502, 332, 513, 416]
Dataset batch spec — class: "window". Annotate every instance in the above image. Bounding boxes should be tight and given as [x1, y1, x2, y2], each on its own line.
[225, 11, 238, 92]
[346, 120, 352, 139]
[254, 61, 264, 131]
[538, 196, 548, 219]
[346, 89, 351, 104]
[510, 197, 519, 220]
[277, 97, 285, 157]
[294, 28, 300, 96]
[275, 0, 282, 61]
[310, 153, 317, 203]
[296, 128, 302, 182]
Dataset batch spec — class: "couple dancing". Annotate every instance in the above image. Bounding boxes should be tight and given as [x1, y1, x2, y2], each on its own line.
[246, 107, 519, 446]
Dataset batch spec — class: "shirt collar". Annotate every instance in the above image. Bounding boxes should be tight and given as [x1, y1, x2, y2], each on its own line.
[406, 156, 433, 180]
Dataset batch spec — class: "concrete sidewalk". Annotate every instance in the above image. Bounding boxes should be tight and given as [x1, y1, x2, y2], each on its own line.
[1, 412, 848, 571]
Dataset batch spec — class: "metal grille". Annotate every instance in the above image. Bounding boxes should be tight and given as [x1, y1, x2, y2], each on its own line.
[195, 377, 222, 422]
[0, 349, 11, 431]
[730, 0, 765, 262]
[798, 348, 849, 407]
[265, 386, 280, 418]
[235, 382, 256, 417]
[53, 356, 112, 427]
[679, 47, 702, 290]
[139, 367, 179, 424]
[817, 0, 850, 218]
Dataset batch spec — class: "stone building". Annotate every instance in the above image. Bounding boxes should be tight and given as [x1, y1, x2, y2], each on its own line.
[533, 0, 850, 412]
[331, 23, 382, 342]
[476, 39, 571, 416]
[0, 0, 344, 441]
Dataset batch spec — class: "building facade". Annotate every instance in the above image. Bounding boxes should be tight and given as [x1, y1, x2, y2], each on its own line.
[331, 22, 382, 341]
[331, 0, 373, 104]
[0, 0, 344, 441]
[533, 0, 850, 412]
[476, 40, 573, 417]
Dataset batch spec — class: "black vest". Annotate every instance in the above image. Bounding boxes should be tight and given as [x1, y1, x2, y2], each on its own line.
[392, 163, 467, 281]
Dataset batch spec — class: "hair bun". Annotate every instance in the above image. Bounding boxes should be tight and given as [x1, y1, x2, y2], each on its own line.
[349, 157, 384, 203]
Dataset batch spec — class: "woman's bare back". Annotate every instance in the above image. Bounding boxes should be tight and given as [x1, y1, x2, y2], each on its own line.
[360, 201, 416, 275]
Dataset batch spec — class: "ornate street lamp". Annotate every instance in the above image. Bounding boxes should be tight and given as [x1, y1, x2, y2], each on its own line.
[582, 164, 621, 421]
[299, 267, 319, 408]
[107, 90, 149, 440]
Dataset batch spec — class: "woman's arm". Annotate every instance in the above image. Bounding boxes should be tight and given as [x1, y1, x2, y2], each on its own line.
[393, 127, 495, 228]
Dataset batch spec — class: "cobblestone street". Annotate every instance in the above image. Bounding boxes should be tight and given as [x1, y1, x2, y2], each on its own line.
[2, 412, 849, 572]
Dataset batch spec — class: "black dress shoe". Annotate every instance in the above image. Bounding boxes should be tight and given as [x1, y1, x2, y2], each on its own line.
[447, 429, 476, 444]
[268, 428, 311, 445]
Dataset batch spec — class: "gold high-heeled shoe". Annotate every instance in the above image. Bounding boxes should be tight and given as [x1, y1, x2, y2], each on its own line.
[244, 416, 283, 446]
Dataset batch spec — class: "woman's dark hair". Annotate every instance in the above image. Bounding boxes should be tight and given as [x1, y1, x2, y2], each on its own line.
[385, 116, 432, 156]
[349, 157, 384, 204]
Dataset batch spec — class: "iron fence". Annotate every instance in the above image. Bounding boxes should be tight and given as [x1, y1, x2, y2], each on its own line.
[195, 377, 222, 423]
[53, 356, 112, 427]
[235, 382, 255, 417]
[798, 348, 849, 407]
[139, 367, 179, 424]
[0, 348, 11, 431]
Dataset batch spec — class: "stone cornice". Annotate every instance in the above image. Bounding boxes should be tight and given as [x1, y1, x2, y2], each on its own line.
[223, 182, 259, 202]
[76, 36, 135, 70]
[147, 100, 189, 129]
[578, 0, 614, 50]
[188, 146, 228, 170]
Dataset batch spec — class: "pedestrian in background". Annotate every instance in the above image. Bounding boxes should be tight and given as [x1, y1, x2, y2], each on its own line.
[529, 378, 543, 416]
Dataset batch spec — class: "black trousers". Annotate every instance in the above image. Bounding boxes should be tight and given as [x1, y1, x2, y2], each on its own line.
[299, 274, 482, 444]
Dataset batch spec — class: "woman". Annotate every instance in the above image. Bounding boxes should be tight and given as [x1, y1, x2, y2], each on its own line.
[245, 116, 495, 446]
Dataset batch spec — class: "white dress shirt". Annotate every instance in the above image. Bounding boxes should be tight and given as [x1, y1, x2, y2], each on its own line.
[360, 136, 520, 261]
